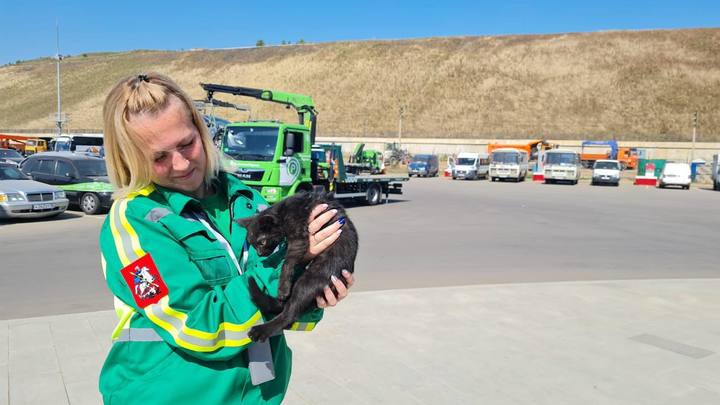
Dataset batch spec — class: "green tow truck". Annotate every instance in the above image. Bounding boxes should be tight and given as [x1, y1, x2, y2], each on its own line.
[201, 83, 408, 205]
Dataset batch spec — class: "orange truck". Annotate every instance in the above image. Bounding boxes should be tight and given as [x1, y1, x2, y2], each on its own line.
[0, 134, 48, 155]
[580, 140, 638, 169]
[487, 139, 555, 161]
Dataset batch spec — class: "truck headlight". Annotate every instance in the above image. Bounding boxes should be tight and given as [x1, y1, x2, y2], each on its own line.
[54, 191, 66, 199]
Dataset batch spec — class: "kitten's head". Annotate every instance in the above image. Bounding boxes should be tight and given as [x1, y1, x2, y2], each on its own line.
[237, 212, 284, 256]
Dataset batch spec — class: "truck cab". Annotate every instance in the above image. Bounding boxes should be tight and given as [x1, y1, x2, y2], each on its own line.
[543, 149, 582, 184]
[221, 121, 312, 203]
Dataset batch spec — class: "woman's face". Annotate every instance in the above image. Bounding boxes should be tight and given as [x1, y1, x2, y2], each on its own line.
[129, 96, 207, 197]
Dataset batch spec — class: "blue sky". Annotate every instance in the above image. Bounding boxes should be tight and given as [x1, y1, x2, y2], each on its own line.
[1, 0, 718, 66]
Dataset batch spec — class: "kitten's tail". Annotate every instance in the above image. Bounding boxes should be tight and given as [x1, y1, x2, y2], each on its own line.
[248, 277, 284, 315]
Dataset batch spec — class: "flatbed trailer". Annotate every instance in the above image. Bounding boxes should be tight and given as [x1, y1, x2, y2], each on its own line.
[331, 174, 407, 204]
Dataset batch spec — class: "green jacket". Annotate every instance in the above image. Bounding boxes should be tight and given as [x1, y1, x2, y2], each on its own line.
[98, 171, 323, 404]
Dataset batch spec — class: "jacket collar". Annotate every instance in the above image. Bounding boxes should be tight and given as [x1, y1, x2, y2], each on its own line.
[154, 171, 255, 214]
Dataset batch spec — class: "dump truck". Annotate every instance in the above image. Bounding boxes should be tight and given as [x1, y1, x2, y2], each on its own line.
[487, 139, 555, 162]
[0, 134, 49, 155]
[580, 140, 638, 170]
[201, 83, 407, 204]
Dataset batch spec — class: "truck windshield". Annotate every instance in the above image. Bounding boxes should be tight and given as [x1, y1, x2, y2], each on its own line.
[75, 160, 108, 177]
[223, 127, 278, 161]
[546, 153, 579, 165]
[412, 155, 430, 163]
[492, 153, 519, 164]
[457, 158, 476, 165]
[594, 161, 619, 170]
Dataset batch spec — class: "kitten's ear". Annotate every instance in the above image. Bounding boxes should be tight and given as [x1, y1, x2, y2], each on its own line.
[259, 214, 279, 228]
[236, 217, 253, 228]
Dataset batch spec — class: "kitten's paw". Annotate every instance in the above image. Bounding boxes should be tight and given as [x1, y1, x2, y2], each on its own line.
[249, 324, 275, 343]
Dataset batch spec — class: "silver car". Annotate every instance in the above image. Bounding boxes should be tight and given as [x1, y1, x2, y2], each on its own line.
[0, 163, 69, 219]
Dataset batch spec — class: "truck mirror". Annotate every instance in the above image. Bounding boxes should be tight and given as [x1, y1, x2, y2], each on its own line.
[284, 131, 296, 156]
[284, 148, 294, 157]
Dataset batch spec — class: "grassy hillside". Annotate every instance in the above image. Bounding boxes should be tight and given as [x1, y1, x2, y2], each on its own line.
[1, 28, 719, 141]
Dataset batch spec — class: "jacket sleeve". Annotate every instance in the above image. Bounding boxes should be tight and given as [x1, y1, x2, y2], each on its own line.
[101, 198, 264, 362]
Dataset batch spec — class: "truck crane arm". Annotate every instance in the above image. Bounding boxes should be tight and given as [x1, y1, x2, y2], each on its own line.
[200, 83, 318, 143]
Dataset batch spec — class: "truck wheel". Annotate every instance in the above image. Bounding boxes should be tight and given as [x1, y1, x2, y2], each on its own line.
[366, 184, 382, 205]
[80, 193, 101, 215]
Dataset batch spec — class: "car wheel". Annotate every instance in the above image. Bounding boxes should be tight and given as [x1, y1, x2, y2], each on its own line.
[80, 192, 102, 215]
[366, 184, 382, 206]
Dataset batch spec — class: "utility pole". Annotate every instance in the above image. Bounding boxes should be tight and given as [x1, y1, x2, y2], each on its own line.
[691, 111, 698, 162]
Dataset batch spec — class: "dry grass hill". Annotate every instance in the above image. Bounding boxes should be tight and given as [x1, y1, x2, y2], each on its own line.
[1, 28, 719, 141]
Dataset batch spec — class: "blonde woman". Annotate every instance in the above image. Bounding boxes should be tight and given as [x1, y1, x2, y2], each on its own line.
[98, 73, 353, 404]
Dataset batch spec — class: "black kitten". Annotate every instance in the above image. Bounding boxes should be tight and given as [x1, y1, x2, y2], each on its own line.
[237, 191, 358, 342]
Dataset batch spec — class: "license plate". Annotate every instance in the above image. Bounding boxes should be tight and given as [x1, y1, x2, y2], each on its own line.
[33, 203, 53, 210]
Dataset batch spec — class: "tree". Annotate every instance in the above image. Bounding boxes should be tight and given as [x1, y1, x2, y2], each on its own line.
[297, 39, 306, 44]
[256, 40, 265, 47]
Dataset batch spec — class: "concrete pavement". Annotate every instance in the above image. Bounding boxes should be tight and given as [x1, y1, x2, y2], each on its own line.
[2, 278, 720, 404]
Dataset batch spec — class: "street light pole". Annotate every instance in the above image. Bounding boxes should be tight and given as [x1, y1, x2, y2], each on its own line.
[55, 21, 64, 136]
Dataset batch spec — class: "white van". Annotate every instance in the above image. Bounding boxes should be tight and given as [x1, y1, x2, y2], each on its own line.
[658, 162, 691, 190]
[544, 149, 582, 184]
[489, 148, 529, 182]
[452, 152, 489, 180]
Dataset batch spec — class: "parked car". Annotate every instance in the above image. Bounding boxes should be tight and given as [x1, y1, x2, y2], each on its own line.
[452, 152, 489, 180]
[408, 154, 439, 177]
[658, 162, 691, 190]
[712, 154, 719, 191]
[591, 160, 621, 186]
[489, 148, 529, 182]
[0, 148, 24, 165]
[19, 152, 113, 214]
[0, 162, 69, 219]
[544, 149, 582, 185]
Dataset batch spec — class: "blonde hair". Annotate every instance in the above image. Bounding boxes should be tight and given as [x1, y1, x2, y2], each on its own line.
[103, 72, 219, 199]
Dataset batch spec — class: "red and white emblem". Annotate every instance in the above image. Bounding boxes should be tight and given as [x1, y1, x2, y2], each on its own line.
[121, 253, 168, 307]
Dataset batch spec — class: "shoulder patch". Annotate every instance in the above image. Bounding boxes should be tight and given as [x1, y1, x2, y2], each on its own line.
[121, 253, 168, 308]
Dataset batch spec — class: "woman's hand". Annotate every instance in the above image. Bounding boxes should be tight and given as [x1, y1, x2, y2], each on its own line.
[316, 270, 355, 308]
[305, 203, 344, 261]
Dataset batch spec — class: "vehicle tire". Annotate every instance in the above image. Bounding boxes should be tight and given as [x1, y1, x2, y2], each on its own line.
[714, 182, 720, 191]
[366, 184, 382, 206]
[452, 176, 457, 180]
[572, 180, 578, 185]
[80, 193, 102, 215]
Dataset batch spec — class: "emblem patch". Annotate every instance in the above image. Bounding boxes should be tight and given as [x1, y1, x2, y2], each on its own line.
[121, 253, 168, 307]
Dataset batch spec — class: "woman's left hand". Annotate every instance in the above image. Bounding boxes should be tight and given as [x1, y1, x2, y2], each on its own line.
[305, 203, 344, 261]
[317, 270, 355, 308]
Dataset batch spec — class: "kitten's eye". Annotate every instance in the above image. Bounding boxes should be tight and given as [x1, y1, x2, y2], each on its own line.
[259, 240, 267, 246]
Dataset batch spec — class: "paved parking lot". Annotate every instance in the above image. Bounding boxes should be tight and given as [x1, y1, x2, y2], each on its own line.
[2, 177, 719, 319]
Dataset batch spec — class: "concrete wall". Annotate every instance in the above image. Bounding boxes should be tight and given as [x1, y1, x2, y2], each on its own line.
[316, 136, 720, 163]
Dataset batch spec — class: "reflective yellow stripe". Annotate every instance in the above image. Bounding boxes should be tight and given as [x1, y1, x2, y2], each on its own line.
[109, 202, 131, 266]
[118, 199, 146, 260]
[111, 296, 136, 340]
[144, 296, 258, 351]
[288, 322, 317, 331]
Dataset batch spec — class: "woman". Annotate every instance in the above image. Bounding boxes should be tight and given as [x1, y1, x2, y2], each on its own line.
[98, 73, 353, 404]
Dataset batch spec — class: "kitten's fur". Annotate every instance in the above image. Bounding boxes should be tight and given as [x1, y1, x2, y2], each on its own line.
[237, 191, 358, 342]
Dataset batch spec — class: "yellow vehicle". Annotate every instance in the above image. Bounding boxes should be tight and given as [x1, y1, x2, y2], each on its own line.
[24, 139, 48, 155]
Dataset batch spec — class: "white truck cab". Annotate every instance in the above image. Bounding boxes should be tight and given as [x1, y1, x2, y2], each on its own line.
[489, 148, 529, 182]
[544, 149, 582, 184]
[452, 152, 489, 180]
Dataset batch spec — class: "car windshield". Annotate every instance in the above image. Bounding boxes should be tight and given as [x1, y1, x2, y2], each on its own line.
[595, 162, 620, 170]
[75, 160, 108, 177]
[0, 165, 29, 180]
[546, 153, 579, 165]
[223, 126, 278, 161]
[0, 149, 22, 158]
[457, 158, 476, 165]
[492, 153, 520, 164]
